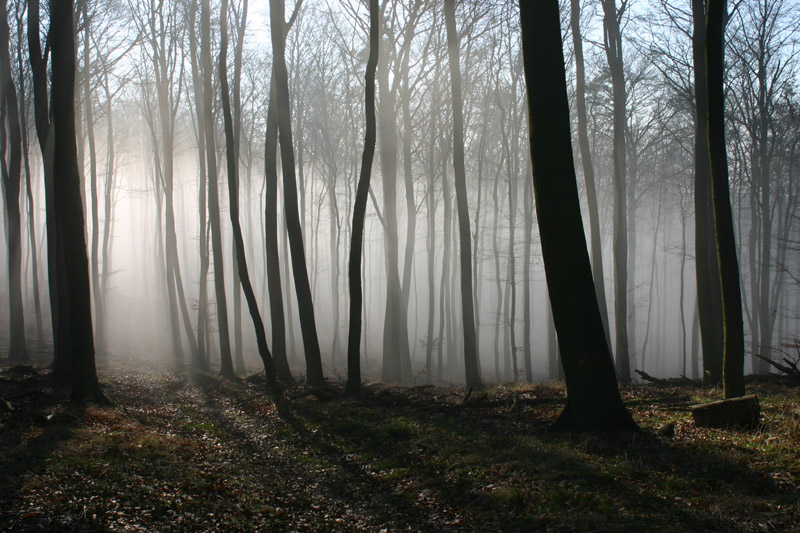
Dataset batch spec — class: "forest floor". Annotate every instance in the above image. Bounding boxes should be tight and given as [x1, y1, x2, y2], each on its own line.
[0, 361, 798, 532]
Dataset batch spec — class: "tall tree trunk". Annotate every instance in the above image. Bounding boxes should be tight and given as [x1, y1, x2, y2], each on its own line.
[377, 19, 411, 384]
[264, 80, 294, 383]
[520, 0, 636, 431]
[269, 0, 324, 386]
[201, 0, 235, 378]
[444, 0, 482, 388]
[80, 3, 105, 361]
[50, 0, 105, 402]
[346, 0, 379, 395]
[706, 0, 744, 398]
[0, 1, 27, 362]
[693, 0, 724, 385]
[16, 5, 44, 350]
[188, 0, 209, 370]
[29, 0, 69, 383]
[602, 0, 630, 384]
[219, 0, 281, 400]
[570, 0, 611, 347]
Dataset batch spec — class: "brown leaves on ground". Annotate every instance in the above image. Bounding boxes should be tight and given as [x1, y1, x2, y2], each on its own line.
[1, 362, 798, 531]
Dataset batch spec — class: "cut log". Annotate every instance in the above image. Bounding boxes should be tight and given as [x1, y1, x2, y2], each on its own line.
[691, 394, 760, 428]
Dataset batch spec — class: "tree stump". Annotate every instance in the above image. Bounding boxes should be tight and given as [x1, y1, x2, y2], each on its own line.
[691, 394, 760, 428]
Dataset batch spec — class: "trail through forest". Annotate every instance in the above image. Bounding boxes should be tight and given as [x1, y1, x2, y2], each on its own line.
[1, 363, 799, 531]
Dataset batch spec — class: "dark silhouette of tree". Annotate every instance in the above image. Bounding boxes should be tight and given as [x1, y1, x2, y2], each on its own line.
[201, 0, 235, 378]
[0, 0, 27, 363]
[269, 0, 324, 387]
[49, 0, 105, 402]
[519, 0, 636, 431]
[28, 0, 70, 382]
[346, 0, 379, 396]
[444, 0, 482, 389]
[692, 0, 724, 385]
[706, 0, 744, 398]
[219, 0, 282, 400]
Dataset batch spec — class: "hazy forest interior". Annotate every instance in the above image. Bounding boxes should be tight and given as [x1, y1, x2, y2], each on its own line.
[1, 0, 800, 530]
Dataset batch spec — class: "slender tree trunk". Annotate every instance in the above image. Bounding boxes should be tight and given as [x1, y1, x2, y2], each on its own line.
[201, 0, 235, 378]
[346, 0, 379, 395]
[602, 0, 630, 384]
[29, 0, 69, 382]
[269, 0, 324, 386]
[219, 0, 281, 400]
[16, 7, 44, 350]
[444, 0, 482, 388]
[264, 80, 294, 382]
[570, 0, 611, 347]
[0, 1, 27, 362]
[80, 4, 105, 361]
[188, 0, 209, 370]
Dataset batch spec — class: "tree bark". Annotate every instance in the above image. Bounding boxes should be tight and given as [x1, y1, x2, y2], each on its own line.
[0, 0, 27, 363]
[444, 0, 482, 388]
[520, 0, 636, 431]
[346, 0, 379, 396]
[50, 0, 105, 402]
[201, 0, 235, 378]
[570, 0, 611, 348]
[219, 0, 282, 400]
[269, 0, 324, 386]
[601, 0, 631, 385]
[692, 0, 724, 384]
[706, 0, 745, 398]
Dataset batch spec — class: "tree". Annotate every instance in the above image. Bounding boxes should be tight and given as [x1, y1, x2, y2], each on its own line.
[444, 0, 482, 389]
[346, 0, 379, 396]
[706, 0, 745, 398]
[570, 0, 611, 348]
[0, 0, 27, 363]
[47, 0, 105, 402]
[269, 0, 325, 387]
[219, 0, 282, 400]
[601, 0, 631, 384]
[29, 0, 70, 382]
[201, 0, 235, 378]
[519, 0, 636, 431]
[692, 0, 725, 384]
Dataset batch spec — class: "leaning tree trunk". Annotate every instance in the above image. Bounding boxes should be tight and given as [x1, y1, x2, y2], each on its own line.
[346, 0, 379, 396]
[444, 0, 482, 388]
[570, 0, 611, 347]
[520, 0, 636, 432]
[706, 0, 744, 399]
[269, 0, 324, 386]
[219, 0, 281, 400]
